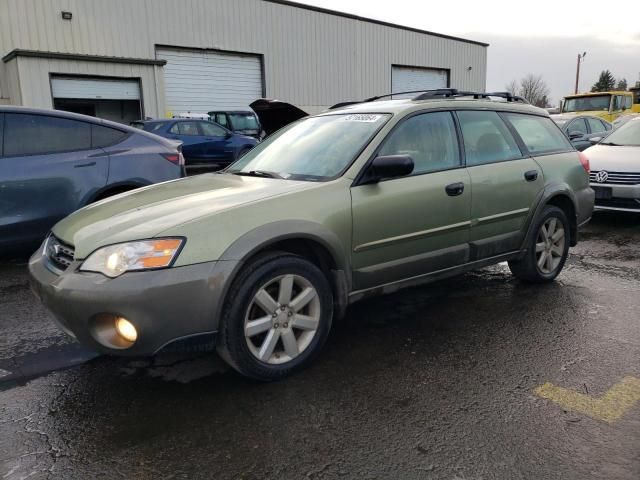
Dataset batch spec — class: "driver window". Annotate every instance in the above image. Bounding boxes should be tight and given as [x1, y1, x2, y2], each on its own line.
[569, 118, 588, 135]
[378, 112, 460, 175]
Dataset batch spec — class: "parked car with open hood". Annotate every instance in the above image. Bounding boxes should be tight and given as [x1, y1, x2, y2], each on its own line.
[29, 89, 593, 380]
[0, 106, 184, 254]
[583, 116, 640, 212]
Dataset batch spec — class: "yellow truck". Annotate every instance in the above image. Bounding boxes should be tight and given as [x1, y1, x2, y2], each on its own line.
[561, 91, 635, 122]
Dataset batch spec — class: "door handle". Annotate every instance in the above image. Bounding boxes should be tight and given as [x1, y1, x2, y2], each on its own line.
[445, 182, 465, 196]
[74, 162, 96, 168]
[524, 170, 539, 182]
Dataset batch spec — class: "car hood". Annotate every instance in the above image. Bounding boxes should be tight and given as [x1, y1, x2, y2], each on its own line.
[583, 145, 640, 171]
[250, 98, 308, 136]
[53, 173, 312, 258]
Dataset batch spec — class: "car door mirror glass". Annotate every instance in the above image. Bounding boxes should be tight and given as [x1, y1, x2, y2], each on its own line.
[362, 155, 414, 185]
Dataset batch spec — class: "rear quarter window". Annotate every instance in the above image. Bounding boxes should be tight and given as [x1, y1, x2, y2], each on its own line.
[503, 113, 573, 155]
[91, 124, 128, 148]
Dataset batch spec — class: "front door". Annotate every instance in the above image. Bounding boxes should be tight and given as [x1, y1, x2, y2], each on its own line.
[350, 111, 471, 291]
[198, 121, 234, 163]
[456, 110, 545, 259]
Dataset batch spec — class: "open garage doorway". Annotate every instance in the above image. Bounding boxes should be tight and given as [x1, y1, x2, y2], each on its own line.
[51, 76, 143, 124]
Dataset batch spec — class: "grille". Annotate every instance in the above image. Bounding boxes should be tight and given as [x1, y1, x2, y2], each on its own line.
[46, 235, 75, 272]
[590, 170, 640, 185]
[595, 198, 640, 210]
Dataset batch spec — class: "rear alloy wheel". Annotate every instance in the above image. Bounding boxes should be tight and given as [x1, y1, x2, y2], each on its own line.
[535, 217, 566, 275]
[508, 206, 570, 283]
[218, 253, 333, 380]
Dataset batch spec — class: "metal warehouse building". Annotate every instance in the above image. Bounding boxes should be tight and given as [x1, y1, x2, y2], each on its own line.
[0, 0, 488, 124]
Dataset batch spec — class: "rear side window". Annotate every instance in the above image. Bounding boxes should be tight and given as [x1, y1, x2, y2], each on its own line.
[91, 125, 127, 148]
[171, 122, 199, 136]
[3, 113, 91, 156]
[586, 117, 606, 134]
[504, 113, 572, 154]
[457, 111, 522, 166]
[379, 112, 460, 175]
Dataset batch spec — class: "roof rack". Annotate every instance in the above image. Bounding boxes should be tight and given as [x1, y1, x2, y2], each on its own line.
[329, 88, 529, 110]
[412, 89, 529, 103]
[327, 89, 529, 110]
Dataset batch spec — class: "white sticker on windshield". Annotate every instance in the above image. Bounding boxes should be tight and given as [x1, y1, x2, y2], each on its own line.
[341, 114, 383, 122]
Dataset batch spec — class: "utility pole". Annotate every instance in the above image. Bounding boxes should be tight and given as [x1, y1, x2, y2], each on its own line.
[575, 52, 587, 94]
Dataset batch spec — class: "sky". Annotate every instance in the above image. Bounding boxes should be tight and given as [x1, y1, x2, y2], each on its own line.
[295, 0, 640, 105]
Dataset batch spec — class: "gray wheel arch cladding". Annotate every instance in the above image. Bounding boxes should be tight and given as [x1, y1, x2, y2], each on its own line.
[524, 182, 579, 250]
[213, 220, 351, 323]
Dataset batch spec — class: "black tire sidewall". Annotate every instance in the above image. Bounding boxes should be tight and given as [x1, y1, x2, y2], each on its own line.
[218, 254, 333, 380]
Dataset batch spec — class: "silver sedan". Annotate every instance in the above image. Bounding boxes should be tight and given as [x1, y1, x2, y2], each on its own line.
[584, 117, 640, 212]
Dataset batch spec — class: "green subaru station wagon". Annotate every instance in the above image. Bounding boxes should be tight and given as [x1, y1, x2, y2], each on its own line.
[30, 90, 594, 380]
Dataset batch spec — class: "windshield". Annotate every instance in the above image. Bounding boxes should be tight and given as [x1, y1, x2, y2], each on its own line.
[600, 118, 640, 146]
[229, 113, 260, 131]
[227, 113, 390, 181]
[563, 95, 611, 113]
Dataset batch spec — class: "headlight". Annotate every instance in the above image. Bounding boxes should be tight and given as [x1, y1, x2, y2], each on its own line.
[80, 238, 184, 278]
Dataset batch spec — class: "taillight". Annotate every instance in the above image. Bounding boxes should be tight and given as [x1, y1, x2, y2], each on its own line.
[161, 152, 185, 166]
[578, 151, 590, 173]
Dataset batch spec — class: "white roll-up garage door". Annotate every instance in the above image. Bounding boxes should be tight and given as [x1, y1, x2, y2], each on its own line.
[51, 77, 141, 100]
[391, 66, 448, 98]
[157, 48, 263, 115]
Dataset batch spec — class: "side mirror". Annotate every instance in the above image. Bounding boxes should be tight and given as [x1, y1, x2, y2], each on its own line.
[361, 155, 414, 185]
[224, 131, 233, 139]
[589, 136, 602, 145]
[568, 131, 584, 140]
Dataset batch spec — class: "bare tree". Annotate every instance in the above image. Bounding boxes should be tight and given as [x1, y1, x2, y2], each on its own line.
[505, 79, 519, 96]
[505, 74, 551, 107]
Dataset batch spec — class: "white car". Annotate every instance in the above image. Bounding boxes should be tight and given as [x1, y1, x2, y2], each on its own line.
[584, 117, 640, 212]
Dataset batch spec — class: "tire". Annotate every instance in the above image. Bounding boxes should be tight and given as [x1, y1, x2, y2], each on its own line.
[217, 252, 333, 381]
[508, 206, 570, 283]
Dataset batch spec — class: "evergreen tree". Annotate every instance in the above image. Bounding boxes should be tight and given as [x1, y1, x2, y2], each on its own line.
[616, 78, 628, 91]
[591, 70, 616, 92]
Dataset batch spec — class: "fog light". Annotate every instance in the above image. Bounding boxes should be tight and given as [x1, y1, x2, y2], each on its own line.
[114, 317, 137, 343]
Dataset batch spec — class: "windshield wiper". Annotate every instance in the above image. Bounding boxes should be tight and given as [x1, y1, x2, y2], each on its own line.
[599, 142, 620, 146]
[233, 170, 283, 179]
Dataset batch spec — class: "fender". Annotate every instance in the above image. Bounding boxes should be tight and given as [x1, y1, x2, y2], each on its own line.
[519, 181, 579, 253]
[84, 180, 150, 206]
[214, 220, 352, 320]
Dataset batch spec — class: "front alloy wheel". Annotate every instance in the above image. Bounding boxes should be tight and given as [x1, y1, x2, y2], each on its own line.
[244, 274, 321, 364]
[218, 252, 333, 380]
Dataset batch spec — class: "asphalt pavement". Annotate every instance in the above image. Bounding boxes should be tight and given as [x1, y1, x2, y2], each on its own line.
[1, 212, 639, 479]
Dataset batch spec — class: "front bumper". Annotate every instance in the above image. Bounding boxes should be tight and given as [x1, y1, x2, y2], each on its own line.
[29, 249, 237, 356]
[590, 182, 640, 212]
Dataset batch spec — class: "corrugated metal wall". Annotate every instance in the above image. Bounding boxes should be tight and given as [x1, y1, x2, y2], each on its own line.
[0, 0, 487, 112]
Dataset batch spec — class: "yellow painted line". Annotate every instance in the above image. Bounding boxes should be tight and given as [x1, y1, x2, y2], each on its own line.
[535, 376, 640, 423]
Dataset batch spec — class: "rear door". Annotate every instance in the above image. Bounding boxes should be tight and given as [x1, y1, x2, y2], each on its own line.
[350, 111, 471, 290]
[0, 113, 108, 248]
[457, 110, 544, 259]
[169, 121, 205, 160]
